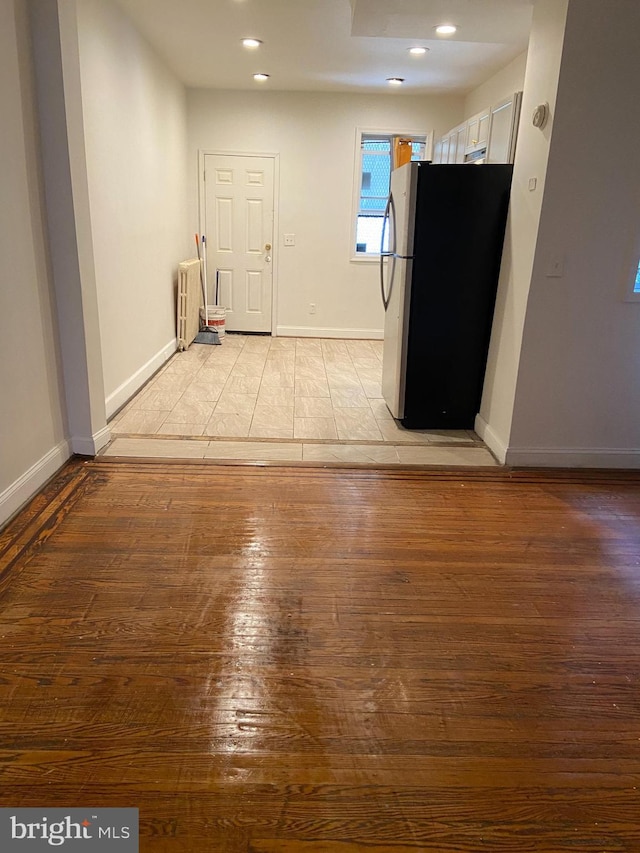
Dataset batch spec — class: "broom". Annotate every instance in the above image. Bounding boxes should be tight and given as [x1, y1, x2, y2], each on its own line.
[193, 233, 220, 345]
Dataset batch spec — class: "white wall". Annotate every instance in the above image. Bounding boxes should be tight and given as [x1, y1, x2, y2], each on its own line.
[0, 0, 69, 525]
[77, 0, 189, 415]
[507, 0, 640, 466]
[464, 52, 528, 117]
[29, 0, 109, 456]
[187, 89, 463, 337]
[476, 0, 569, 460]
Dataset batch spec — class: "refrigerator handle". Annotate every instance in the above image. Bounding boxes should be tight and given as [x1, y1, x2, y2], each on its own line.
[380, 195, 391, 256]
[380, 194, 395, 311]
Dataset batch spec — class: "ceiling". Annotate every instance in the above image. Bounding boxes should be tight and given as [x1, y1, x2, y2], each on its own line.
[115, 0, 534, 95]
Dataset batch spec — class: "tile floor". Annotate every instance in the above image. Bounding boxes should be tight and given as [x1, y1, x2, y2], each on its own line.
[105, 335, 499, 467]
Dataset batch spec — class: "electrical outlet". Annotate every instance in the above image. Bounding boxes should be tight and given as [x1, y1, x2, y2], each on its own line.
[309, 303, 316, 315]
[284, 234, 295, 246]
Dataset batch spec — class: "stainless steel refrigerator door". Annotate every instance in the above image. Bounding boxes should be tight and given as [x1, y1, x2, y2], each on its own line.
[381, 256, 413, 419]
[390, 162, 418, 258]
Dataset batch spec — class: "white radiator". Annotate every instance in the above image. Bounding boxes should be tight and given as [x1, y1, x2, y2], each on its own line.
[176, 258, 202, 351]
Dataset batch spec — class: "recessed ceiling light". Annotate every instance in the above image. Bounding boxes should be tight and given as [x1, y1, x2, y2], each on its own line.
[242, 38, 262, 48]
[253, 73, 270, 81]
[387, 77, 404, 86]
[435, 24, 458, 35]
[408, 47, 428, 55]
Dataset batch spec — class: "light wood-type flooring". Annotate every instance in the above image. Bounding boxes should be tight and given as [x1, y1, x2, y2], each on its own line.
[106, 336, 497, 466]
[2, 459, 640, 851]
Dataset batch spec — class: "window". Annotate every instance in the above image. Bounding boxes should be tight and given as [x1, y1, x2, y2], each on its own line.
[635, 260, 640, 294]
[353, 131, 427, 257]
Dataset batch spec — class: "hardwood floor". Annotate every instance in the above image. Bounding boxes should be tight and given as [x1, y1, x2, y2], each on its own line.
[2, 459, 640, 851]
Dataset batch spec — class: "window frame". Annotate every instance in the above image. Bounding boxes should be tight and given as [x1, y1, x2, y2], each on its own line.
[350, 126, 433, 263]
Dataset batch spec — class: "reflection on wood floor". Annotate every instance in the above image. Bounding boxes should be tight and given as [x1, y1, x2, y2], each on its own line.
[2, 459, 640, 851]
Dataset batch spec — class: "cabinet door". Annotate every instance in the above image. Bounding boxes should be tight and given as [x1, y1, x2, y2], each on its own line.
[465, 109, 490, 153]
[447, 131, 458, 164]
[455, 126, 466, 163]
[441, 134, 450, 164]
[486, 92, 523, 163]
[477, 111, 491, 146]
[465, 116, 480, 151]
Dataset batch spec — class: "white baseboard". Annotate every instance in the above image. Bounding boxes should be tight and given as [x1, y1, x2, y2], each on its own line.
[505, 447, 640, 468]
[70, 425, 111, 456]
[474, 413, 508, 465]
[0, 440, 71, 528]
[474, 414, 640, 468]
[105, 338, 177, 419]
[276, 325, 383, 340]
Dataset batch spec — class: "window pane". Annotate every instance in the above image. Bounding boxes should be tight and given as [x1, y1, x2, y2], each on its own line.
[360, 142, 390, 216]
[635, 260, 640, 293]
[356, 216, 389, 254]
[411, 141, 426, 160]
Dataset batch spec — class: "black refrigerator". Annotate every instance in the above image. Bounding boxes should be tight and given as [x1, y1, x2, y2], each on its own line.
[380, 161, 513, 430]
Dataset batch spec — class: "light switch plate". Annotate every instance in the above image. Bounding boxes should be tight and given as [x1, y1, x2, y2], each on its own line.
[546, 254, 565, 278]
[284, 234, 295, 246]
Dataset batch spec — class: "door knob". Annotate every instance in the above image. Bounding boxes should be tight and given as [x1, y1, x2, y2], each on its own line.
[265, 243, 272, 251]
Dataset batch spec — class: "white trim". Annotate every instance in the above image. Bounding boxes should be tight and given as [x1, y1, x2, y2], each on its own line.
[105, 338, 176, 419]
[425, 130, 435, 163]
[198, 149, 280, 335]
[0, 440, 71, 528]
[199, 148, 280, 159]
[474, 413, 640, 468]
[474, 413, 508, 465]
[71, 425, 111, 457]
[277, 325, 383, 340]
[505, 447, 640, 469]
[70, 425, 111, 457]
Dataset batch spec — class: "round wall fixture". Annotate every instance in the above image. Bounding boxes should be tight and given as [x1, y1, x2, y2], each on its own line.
[532, 102, 550, 129]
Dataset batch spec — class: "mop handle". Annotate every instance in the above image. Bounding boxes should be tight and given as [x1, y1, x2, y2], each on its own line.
[201, 235, 208, 319]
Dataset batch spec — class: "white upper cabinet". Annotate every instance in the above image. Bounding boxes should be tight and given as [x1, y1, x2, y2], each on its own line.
[448, 124, 467, 164]
[455, 126, 466, 164]
[465, 108, 491, 154]
[487, 93, 523, 164]
[441, 134, 451, 165]
[434, 124, 467, 165]
[447, 129, 458, 164]
[434, 91, 523, 166]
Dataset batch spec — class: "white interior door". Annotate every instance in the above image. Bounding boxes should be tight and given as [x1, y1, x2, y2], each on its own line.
[203, 154, 275, 333]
